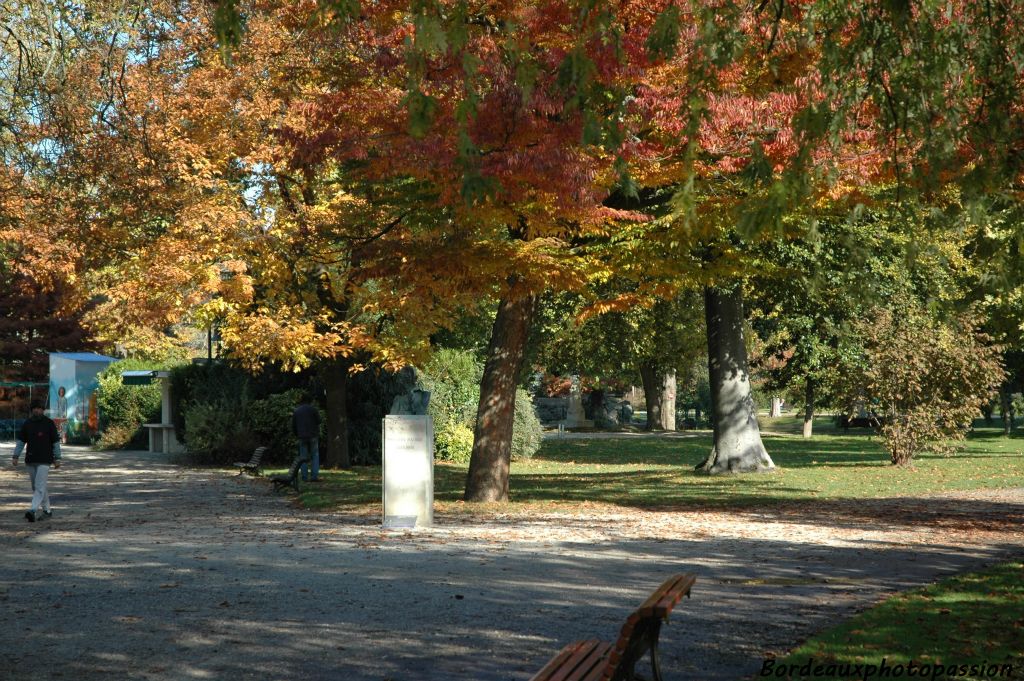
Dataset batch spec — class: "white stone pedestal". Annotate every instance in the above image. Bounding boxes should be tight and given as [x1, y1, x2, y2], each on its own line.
[382, 415, 434, 528]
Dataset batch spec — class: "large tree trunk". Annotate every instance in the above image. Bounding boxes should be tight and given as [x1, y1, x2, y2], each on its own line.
[1001, 386, 1015, 435]
[639, 361, 664, 431]
[464, 292, 538, 502]
[660, 369, 676, 430]
[321, 359, 350, 469]
[696, 286, 775, 474]
[588, 388, 605, 421]
[802, 376, 814, 439]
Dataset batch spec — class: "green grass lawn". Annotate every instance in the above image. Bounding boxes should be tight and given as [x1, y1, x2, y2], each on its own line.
[280, 421, 1024, 512]
[764, 561, 1024, 680]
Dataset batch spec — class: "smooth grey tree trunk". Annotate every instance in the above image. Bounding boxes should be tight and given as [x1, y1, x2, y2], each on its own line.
[660, 369, 676, 430]
[696, 286, 775, 474]
[769, 397, 783, 418]
[639, 362, 664, 431]
[802, 376, 815, 439]
[464, 292, 538, 502]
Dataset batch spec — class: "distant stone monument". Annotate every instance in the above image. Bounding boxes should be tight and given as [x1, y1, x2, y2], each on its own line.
[383, 388, 434, 528]
[560, 376, 593, 429]
[389, 388, 431, 416]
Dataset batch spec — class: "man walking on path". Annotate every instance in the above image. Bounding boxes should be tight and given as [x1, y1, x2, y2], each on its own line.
[11, 400, 61, 522]
[292, 393, 321, 482]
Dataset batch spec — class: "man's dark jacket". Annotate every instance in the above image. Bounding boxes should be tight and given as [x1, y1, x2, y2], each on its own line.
[18, 415, 60, 465]
[292, 403, 320, 440]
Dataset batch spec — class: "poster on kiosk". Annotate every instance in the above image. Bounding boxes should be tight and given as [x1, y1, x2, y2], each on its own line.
[48, 353, 117, 443]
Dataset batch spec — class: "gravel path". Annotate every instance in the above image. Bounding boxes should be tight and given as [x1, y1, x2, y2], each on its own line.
[1, 446, 1022, 681]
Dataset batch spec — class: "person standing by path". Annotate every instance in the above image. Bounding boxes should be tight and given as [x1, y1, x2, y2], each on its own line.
[11, 400, 61, 522]
[292, 393, 321, 482]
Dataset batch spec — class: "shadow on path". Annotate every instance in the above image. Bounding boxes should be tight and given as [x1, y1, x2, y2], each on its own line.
[1, 447, 1021, 681]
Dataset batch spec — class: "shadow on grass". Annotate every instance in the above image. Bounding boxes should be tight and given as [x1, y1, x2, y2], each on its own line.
[536, 433, 890, 467]
[293, 426, 1024, 524]
[772, 561, 1024, 680]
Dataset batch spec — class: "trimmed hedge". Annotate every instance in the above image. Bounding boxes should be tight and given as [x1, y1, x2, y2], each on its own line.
[247, 389, 324, 464]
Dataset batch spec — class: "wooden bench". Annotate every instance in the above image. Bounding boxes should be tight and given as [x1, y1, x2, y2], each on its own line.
[233, 446, 268, 476]
[271, 453, 309, 493]
[530, 573, 697, 681]
[839, 414, 885, 430]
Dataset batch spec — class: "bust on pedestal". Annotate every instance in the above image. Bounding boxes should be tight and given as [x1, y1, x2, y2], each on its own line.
[383, 389, 434, 528]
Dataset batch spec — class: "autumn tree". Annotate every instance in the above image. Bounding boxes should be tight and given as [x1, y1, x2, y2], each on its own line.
[0, 267, 96, 381]
[1, 2, 144, 372]
[619, 3, 887, 473]
[41, 0, 644, 491]
[25, 0, 1024, 495]
[834, 305, 1005, 466]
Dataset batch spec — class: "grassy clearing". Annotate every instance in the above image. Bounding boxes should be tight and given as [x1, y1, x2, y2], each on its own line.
[764, 561, 1024, 680]
[280, 421, 1024, 512]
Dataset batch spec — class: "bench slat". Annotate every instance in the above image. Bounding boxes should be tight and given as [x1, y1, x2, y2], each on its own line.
[603, 573, 697, 680]
[530, 640, 611, 681]
[233, 446, 268, 469]
[634, 573, 695, 620]
[530, 573, 697, 681]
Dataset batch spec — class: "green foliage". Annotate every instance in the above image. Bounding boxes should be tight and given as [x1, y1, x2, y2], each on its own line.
[434, 420, 474, 464]
[535, 289, 705, 390]
[511, 388, 543, 461]
[167, 361, 283, 465]
[645, 5, 681, 60]
[420, 348, 542, 462]
[678, 362, 712, 426]
[164, 366, 322, 465]
[212, 0, 245, 61]
[169, 362, 251, 443]
[833, 306, 1006, 466]
[246, 389, 321, 465]
[347, 366, 418, 465]
[420, 348, 483, 425]
[182, 399, 256, 465]
[421, 348, 481, 463]
[94, 359, 163, 449]
[404, 88, 438, 138]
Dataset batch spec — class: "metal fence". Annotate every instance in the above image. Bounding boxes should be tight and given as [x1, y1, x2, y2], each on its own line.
[0, 382, 49, 442]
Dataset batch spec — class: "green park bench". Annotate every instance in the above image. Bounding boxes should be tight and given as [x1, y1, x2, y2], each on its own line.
[271, 452, 310, 493]
[529, 573, 697, 681]
[233, 446, 268, 476]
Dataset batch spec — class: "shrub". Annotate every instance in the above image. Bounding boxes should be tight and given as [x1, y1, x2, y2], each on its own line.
[246, 389, 325, 465]
[420, 348, 483, 425]
[511, 388, 543, 461]
[434, 420, 475, 464]
[420, 348, 544, 463]
[182, 399, 257, 465]
[94, 360, 164, 449]
[835, 307, 1005, 466]
[95, 423, 144, 451]
[169, 362, 251, 443]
